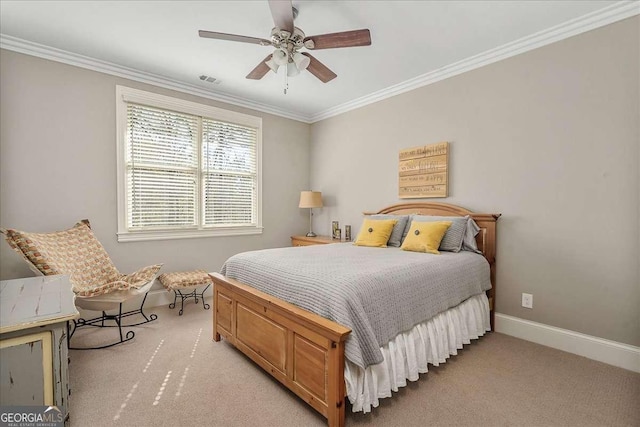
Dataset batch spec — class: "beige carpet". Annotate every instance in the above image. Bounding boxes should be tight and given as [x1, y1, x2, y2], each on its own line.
[69, 298, 640, 427]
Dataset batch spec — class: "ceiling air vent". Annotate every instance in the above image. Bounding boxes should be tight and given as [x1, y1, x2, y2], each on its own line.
[199, 75, 220, 84]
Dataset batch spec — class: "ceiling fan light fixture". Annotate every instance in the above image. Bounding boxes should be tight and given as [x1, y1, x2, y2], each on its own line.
[265, 57, 279, 73]
[199, 0, 372, 86]
[292, 52, 310, 70]
[287, 62, 300, 77]
[272, 48, 289, 66]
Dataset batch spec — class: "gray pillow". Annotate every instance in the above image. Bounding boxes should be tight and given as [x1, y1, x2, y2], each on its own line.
[369, 214, 409, 247]
[462, 218, 482, 254]
[402, 215, 469, 252]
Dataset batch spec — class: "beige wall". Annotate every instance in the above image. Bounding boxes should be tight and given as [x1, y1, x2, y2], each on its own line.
[0, 50, 311, 282]
[310, 17, 639, 346]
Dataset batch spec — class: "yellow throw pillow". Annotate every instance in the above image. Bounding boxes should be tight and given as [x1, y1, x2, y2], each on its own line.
[401, 221, 453, 254]
[353, 219, 398, 248]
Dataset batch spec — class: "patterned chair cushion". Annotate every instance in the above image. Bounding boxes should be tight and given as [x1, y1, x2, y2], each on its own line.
[158, 270, 212, 291]
[1, 220, 162, 297]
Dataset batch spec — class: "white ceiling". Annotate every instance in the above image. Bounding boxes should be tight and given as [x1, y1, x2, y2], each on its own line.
[0, 1, 632, 121]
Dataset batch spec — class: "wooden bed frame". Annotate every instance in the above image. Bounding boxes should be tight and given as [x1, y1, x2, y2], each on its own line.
[211, 202, 500, 427]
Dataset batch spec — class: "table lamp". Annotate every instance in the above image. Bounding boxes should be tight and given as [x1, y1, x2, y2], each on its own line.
[299, 191, 323, 237]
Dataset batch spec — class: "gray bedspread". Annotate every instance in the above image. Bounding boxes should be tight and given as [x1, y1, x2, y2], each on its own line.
[220, 244, 491, 368]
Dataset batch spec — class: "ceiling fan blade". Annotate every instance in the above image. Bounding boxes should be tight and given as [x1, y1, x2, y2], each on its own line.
[304, 29, 371, 50]
[246, 55, 273, 80]
[199, 30, 271, 46]
[301, 53, 337, 83]
[268, 0, 294, 33]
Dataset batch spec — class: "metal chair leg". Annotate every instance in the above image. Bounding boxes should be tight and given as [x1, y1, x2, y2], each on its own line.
[201, 285, 211, 310]
[69, 294, 157, 350]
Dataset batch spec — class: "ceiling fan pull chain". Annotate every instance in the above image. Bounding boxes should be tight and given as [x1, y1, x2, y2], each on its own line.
[284, 65, 288, 95]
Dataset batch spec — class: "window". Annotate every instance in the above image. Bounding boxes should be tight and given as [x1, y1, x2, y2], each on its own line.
[116, 86, 262, 242]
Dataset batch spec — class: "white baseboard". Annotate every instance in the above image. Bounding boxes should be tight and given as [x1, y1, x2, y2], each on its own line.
[495, 313, 640, 373]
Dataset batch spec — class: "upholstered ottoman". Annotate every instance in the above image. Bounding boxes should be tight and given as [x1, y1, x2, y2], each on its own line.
[158, 270, 213, 316]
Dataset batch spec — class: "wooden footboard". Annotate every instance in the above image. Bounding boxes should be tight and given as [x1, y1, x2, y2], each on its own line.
[211, 273, 351, 427]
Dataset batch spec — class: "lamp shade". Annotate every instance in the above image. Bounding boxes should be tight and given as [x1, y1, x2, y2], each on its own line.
[273, 48, 289, 66]
[292, 52, 310, 70]
[265, 57, 279, 73]
[287, 62, 300, 77]
[299, 191, 323, 208]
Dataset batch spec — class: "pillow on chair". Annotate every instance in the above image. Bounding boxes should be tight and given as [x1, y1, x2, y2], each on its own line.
[1, 220, 162, 297]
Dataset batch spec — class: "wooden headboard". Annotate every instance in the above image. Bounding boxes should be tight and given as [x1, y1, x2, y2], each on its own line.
[365, 202, 501, 328]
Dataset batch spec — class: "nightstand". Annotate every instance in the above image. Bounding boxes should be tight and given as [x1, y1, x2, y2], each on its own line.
[291, 235, 341, 247]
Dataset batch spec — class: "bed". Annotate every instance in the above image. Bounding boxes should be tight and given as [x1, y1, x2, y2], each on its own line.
[211, 202, 500, 426]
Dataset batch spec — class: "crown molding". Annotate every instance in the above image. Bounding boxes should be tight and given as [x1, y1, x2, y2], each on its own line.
[310, 1, 640, 123]
[1, 1, 637, 124]
[0, 35, 312, 123]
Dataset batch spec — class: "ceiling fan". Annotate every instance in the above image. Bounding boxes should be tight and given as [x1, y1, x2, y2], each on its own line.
[198, 0, 371, 83]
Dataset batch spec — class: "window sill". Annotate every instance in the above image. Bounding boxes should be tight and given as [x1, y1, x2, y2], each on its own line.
[117, 227, 263, 242]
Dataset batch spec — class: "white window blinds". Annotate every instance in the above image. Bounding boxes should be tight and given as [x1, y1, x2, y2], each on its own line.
[202, 119, 258, 226]
[125, 102, 259, 233]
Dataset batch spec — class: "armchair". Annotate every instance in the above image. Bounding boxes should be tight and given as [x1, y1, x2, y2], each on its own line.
[1, 220, 162, 349]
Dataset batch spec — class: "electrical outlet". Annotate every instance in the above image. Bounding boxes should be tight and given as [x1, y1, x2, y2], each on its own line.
[522, 293, 533, 309]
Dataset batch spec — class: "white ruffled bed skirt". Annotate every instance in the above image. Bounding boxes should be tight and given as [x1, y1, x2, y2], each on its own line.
[344, 293, 491, 413]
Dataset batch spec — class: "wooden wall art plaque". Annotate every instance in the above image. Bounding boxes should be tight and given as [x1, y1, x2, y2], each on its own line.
[399, 142, 449, 198]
